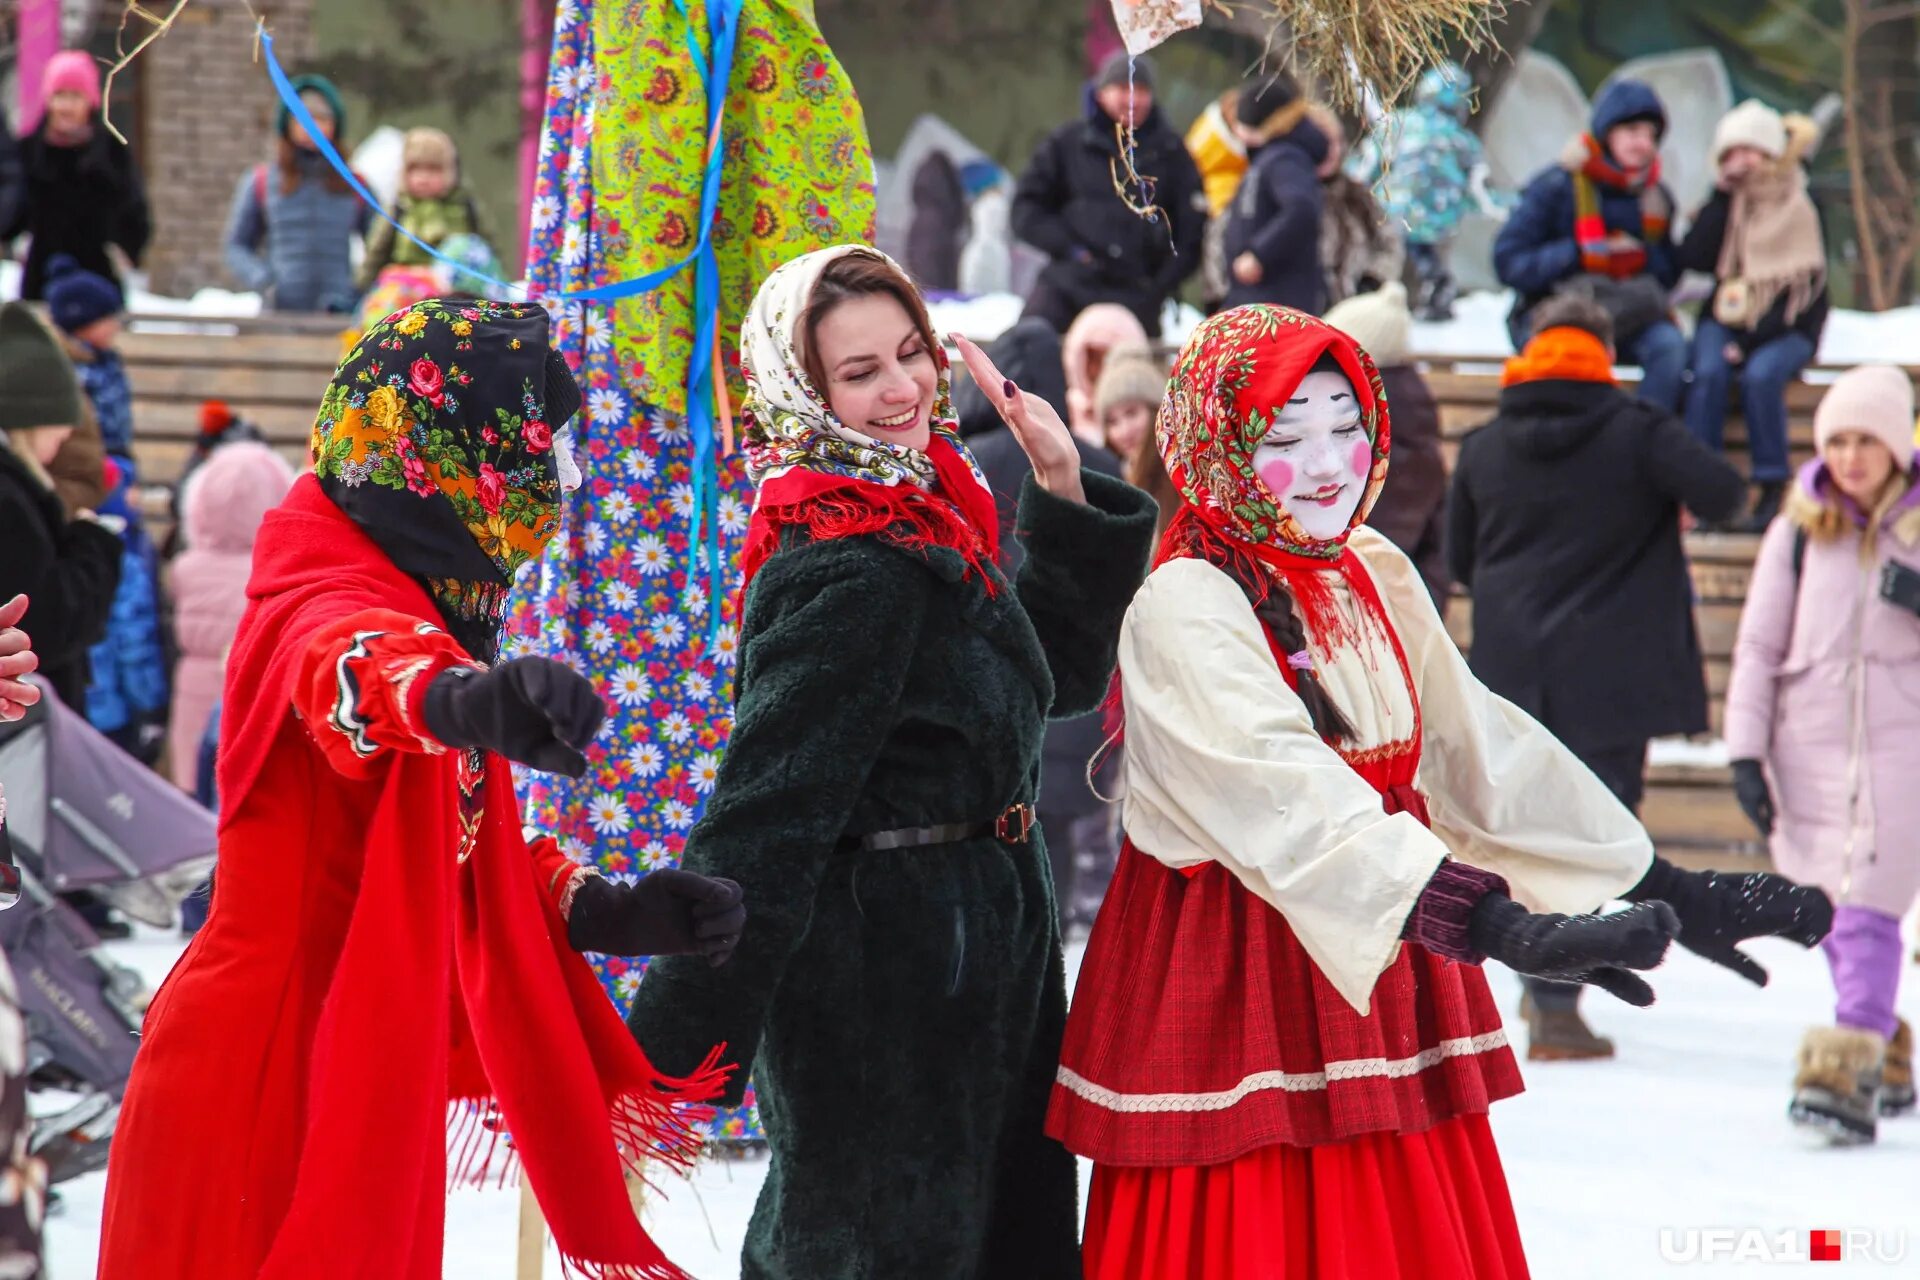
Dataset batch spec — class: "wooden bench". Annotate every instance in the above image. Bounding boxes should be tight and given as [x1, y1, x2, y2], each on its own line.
[122, 314, 342, 540]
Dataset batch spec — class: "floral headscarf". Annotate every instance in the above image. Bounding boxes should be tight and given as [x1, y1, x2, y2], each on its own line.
[311, 297, 582, 661]
[1157, 303, 1392, 562]
[736, 244, 999, 592]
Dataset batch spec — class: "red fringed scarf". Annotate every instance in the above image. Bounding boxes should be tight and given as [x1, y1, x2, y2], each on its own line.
[738, 431, 1002, 604]
[223, 480, 726, 1279]
[1571, 133, 1671, 279]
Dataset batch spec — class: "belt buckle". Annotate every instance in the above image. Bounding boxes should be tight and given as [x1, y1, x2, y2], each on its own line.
[995, 803, 1035, 844]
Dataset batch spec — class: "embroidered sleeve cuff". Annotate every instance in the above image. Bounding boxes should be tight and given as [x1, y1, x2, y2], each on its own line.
[296, 610, 476, 776]
[1402, 860, 1511, 964]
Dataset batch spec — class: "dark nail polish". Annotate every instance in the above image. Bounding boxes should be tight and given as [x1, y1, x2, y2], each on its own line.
[1003, 379, 1016, 398]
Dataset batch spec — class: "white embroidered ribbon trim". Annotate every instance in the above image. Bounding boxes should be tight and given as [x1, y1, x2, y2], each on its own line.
[1055, 1029, 1510, 1113]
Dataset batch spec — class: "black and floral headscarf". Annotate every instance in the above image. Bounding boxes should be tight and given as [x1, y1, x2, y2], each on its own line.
[310, 298, 582, 661]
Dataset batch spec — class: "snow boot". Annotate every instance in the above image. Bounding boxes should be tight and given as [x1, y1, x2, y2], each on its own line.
[1882, 1018, 1915, 1117]
[1789, 1025, 1885, 1145]
[1519, 989, 1616, 1061]
[1737, 481, 1786, 534]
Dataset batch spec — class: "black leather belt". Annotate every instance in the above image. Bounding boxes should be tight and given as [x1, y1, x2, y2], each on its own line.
[838, 803, 1035, 853]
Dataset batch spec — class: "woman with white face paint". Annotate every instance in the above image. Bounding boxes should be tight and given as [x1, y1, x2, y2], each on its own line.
[1049, 305, 1831, 1280]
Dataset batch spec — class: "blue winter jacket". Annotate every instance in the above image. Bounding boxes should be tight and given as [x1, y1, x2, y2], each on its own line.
[1222, 117, 1332, 314]
[85, 465, 169, 739]
[73, 343, 134, 460]
[1494, 80, 1678, 342]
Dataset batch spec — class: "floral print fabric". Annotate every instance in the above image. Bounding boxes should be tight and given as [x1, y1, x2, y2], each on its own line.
[507, 0, 876, 1145]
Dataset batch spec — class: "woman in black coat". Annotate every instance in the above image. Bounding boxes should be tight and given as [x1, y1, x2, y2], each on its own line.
[3, 52, 150, 302]
[0, 304, 122, 714]
[625, 247, 1156, 1279]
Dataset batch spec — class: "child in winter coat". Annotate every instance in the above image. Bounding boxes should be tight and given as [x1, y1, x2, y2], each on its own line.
[0, 302, 122, 717]
[1724, 364, 1920, 1144]
[1494, 79, 1684, 409]
[224, 74, 371, 314]
[357, 127, 484, 291]
[46, 254, 133, 461]
[1091, 346, 1164, 468]
[1063, 302, 1151, 445]
[84, 456, 170, 764]
[1223, 75, 1332, 314]
[1326, 283, 1449, 606]
[2, 50, 150, 303]
[167, 440, 295, 793]
[1349, 63, 1495, 321]
[1679, 102, 1830, 534]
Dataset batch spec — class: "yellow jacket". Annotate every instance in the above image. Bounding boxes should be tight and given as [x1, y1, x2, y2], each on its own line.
[1186, 95, 1248, 217]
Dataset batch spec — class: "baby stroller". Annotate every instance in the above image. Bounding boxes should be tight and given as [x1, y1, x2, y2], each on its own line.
[0, 677, 217, 1182]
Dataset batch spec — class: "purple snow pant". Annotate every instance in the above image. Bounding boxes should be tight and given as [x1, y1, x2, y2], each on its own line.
[1823, 905, 1904, 1040]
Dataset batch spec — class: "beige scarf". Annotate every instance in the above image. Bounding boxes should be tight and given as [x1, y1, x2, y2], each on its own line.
[1716, 149, 1825, 330]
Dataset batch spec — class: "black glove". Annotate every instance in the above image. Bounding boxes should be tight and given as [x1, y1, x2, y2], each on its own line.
[1730, 758, 1775, 837]
[421, 658, 605, 777]
[1625, 855, 1833, 987]
[566, 870, 745, 966]
[1468, 892, 1679, 1007]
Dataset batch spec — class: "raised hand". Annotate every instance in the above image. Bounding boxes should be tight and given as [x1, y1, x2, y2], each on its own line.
[0, 596, 41, 722]
[1626, 856, 1833, 987]
[949, 332, 1085, 504]
[1470, 893, 1680, 1007]
[421, 657, 606, 777]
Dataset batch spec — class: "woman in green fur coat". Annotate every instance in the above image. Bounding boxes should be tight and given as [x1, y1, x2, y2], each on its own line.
[626, 246, 1156, 1278]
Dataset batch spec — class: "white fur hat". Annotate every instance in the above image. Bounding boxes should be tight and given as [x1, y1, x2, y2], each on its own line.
[1713, 100, 1788, 162]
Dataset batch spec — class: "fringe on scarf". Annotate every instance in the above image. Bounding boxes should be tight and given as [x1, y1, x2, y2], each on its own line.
[445, 1045, 732, 1196]
[737, 487, 999, 617]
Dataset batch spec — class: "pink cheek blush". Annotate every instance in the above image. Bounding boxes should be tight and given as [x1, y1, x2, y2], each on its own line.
[1257, 458, 1294, 495]
[1349, 441, 1373, 478]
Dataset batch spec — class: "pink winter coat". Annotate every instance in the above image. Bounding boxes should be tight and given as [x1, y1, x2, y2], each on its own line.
[1723, 469, 1920, 918]
[166, 442, 295, 792]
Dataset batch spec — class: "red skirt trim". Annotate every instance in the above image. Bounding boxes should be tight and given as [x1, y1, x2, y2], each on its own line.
[1081, 1113, 1530, 1280]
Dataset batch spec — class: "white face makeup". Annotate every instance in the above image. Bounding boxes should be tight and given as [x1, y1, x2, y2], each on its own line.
[553, 424, 584, 494]
[1251, 369, 1370, 542]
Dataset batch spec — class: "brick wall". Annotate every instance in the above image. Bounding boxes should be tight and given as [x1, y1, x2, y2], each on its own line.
[140, 0, 315, 298]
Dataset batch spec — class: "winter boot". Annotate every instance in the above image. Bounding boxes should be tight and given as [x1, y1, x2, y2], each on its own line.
[1519, 990, 1616, 1061]
[1737, 481, 1786, 534]
[1882, 1018, 1915, 1117]
[1789, 1025, 1885, 1145]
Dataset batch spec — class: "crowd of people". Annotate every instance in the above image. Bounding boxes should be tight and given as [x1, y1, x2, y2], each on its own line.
[0, 34, 1909, 1280]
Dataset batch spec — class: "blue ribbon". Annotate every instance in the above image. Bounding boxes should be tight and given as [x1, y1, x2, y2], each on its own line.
[263, 10, 744, 643]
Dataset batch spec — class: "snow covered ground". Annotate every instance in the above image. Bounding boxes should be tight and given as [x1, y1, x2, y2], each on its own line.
[41, 926, 1918, 1278]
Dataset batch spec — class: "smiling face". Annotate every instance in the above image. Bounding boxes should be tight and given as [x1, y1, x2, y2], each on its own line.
[1251, 369, 1370, 542]
[1605, 120, 1662, 171]
[807, 292, 939, 452]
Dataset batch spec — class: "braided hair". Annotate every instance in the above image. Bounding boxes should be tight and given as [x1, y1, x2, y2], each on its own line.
[1174, 517, 1357, 744]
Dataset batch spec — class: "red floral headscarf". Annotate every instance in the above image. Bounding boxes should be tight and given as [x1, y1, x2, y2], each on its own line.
[1156, 304, 1392, 562]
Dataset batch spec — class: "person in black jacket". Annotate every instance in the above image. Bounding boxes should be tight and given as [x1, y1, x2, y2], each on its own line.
[0, 114, 23, 264]
[1222, 75, 1330, 314]
[1679, 102, 1829, 533]
[1012, 53, 1206, 339]
[0, 303, 122, 716]
[1447, 295, 1744, 1059]
[955, 318, 1128, 928]
[3, 51, 150, 303]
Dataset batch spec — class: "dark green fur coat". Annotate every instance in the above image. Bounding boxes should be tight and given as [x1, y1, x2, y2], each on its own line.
[627, 471, 1155, 1279]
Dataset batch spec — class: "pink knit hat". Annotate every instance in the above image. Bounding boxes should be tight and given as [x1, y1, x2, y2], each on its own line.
[1813, 364, 1916, 471]
[41, 50, 101, 112]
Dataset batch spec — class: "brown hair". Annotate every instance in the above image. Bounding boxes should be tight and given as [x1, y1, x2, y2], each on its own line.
[1529, 294, 1615, 348]
[277, 134, 354, 197]
[799, 249, 939, 396]
[1125, 441, 1182, 538]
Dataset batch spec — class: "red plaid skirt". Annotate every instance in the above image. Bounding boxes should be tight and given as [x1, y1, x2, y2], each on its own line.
[1048, 753, 1522, 1168]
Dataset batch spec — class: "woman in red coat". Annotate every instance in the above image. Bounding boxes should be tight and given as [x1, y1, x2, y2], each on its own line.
[97, 299, 744, 1280]
[1050, 305, 1833, 1279]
